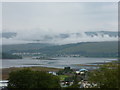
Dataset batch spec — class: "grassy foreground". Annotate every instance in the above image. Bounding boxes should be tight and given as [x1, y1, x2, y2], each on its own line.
[1, 67, 62, 80]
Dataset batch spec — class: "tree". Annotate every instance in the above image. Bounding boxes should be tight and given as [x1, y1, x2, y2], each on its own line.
[8, 69, 61, 89]
[88, 62, 119, 88]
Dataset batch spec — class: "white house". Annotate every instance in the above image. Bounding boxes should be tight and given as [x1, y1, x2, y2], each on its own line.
[0, 80, 8, 88]
[48, 71, 57, 75]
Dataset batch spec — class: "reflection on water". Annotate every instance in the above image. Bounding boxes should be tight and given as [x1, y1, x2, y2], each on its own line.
[1, 57, 117, 69]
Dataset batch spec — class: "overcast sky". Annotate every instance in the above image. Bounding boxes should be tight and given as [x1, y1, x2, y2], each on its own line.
[2, 2, 118, 45]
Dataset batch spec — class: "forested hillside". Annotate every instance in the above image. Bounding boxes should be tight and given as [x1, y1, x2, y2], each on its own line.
[2, 53, 22, 59]
[2, 41, 118, 58]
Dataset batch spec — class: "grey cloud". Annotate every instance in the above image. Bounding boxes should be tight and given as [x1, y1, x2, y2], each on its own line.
[2, 2, 118, 45]
[2, 2, 117, 32]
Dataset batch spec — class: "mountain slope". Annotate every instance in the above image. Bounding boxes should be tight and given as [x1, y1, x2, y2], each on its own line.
[2, 41, 118, 58]
[2, 43, 53, 52]
[37, 41, 118, 57]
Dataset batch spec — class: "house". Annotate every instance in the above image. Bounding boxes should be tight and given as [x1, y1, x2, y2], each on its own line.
[75, 68, 88, 76]
[0, 80, 8, 89]
[48, 71, 57, 75]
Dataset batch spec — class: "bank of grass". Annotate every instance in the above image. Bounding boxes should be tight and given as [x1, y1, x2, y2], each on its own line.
[75, 64, 99, 67]
[1, 67, 62, 80]
[75, 60, 119, 67]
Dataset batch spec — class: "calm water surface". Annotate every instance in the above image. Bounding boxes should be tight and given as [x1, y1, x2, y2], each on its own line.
[1, 57, 117, 69]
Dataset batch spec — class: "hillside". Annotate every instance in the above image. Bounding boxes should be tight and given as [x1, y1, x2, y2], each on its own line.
[2, 41, 118, 58]
[38, 41, 118, 57]
[2, 43, 53, 52]
[2, 53, 22, 59]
